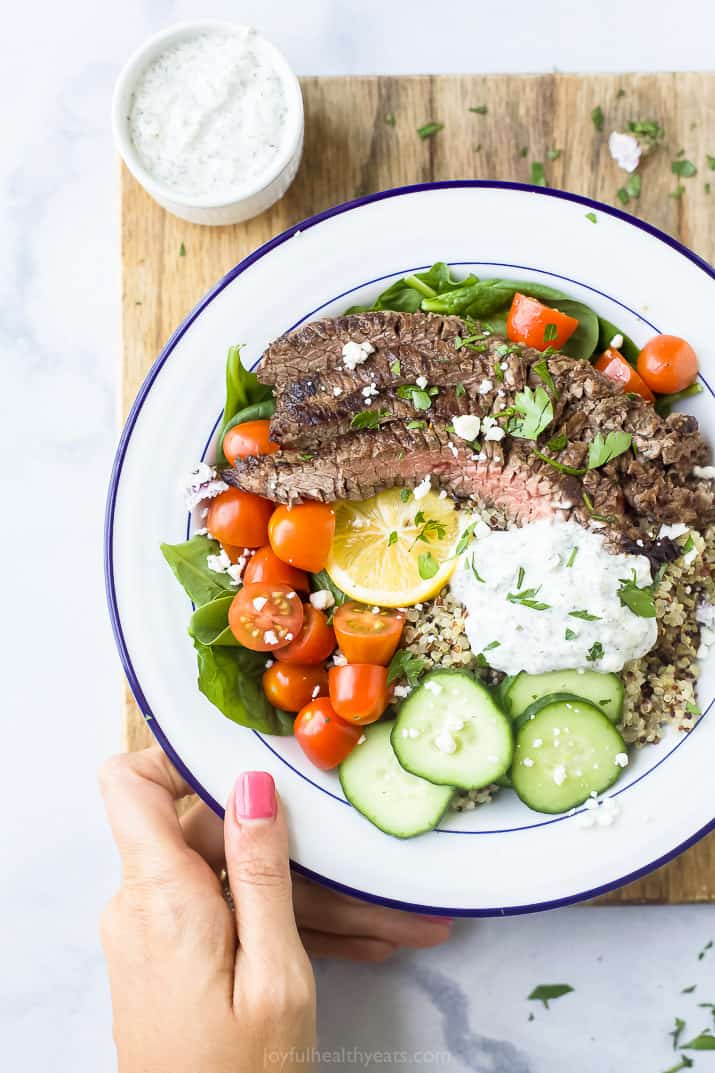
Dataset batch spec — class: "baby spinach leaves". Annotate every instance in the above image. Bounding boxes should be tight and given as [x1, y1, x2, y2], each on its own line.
[188, 594, 239, 647]
[161, 536, 236, 607]
[194, 641, 291, 735]
[215, 344, 274, 466]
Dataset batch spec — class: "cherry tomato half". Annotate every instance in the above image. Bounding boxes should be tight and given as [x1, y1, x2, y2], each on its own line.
[294, 698, 362, 770]
[506, 293, 579, 351]
[223, 419, 279, 464]
[328, 664, 392, 725]
[268, 503, 336, 572]
[275, 605, 336, 665]
[207, 488, 274, 549]
[228, 582, 303, 651]
[637, 334, 698, 395]
[243, 545, 309, 592]
[333, 603, 405, 666]
[594, 349, 655, 403]
[263, 663, 328, 712]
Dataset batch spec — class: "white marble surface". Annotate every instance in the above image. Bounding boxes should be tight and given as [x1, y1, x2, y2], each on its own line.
[2, 1, 715, 1070]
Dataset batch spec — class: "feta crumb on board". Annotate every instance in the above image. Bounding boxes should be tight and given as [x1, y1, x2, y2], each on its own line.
[309, 589, 335, 611]
[452, 414, 481, 442]
[608, 130, 641, 172]
[412, 475, 432, 500]
[342, 339, 375, 370]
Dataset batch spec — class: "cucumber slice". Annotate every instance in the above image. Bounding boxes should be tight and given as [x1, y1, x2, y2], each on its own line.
[511, 696, 628, 813]
[339, 721, 454, 838]
[504, 669, 623, 723]
[392, 670, 513, 790]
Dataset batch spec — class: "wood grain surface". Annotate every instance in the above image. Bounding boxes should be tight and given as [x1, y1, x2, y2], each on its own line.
[120, 72, 715, 903]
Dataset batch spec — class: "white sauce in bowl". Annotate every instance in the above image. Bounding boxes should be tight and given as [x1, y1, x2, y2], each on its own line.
[451, 518, 657, 675]
[128, 27, 290, 200]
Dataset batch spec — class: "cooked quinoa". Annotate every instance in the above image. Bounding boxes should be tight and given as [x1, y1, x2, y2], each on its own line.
[394, 524, 715, 812]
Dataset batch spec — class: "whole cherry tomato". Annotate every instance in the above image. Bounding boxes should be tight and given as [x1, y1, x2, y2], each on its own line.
[328, 664, 392, 725]
[223, 419, 279, 464]
[333, 603, 405, 666]
[268, 503, 336, 572]
[506, 293, 579, 351]
[594, 349, 655, 402]
[207, 488, 273, 548]
[637, 334, 698, 395]
[262, 663, 329, 712]
[275, 605, 336, 665]
[228, 582, 303, 651]
[294, 698, 362, 770]
[243, 545, 309, 592]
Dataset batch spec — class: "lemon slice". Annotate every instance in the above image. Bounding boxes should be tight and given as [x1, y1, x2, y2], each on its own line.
[326, 488, 463, 607]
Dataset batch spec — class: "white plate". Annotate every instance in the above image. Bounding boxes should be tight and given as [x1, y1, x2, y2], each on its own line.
[105, 182, 715, 915]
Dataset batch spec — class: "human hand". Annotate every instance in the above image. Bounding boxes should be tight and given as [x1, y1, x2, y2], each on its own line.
[181, 798, 454, 961]
[99, 746, 316, 1073]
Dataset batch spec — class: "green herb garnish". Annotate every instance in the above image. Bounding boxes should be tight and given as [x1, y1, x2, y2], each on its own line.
[671, 1018, 687, 1050]
[455, 381, 466, 398]
[179, 242, 186, 256]
[516, 566, 525, 588]
[533, 359, 558, 397]
[585, 212, 597, 223]
[587, 430, 633, 469]
[570, 610, 601, 621]
[566, 547, 578, 568]
[507, 587, 551, 612]
[388, 531, 398, 546]
[565, 628, 577, 640]
[699, 940, 713, 961]
[628, 119, 664, 142]
[397, 384, 433, 411]
[406, 419, 427, 430]
[547, 148, 562, 161]
[509, 385, 554, 440]
[351, 408, 389, 430]
[418, 551, 439, 579]
[470, 556, 486, 583]
[591, 105, 604, 131]
[390, 359, 401, 376]
[469, 104, 488, 115]
[672, 159, 698, 178]
[519, 145, 528, 157]
[617, 570, 657, 618]
[547, 431, 568, 452]
[707, 155, 715, 170]
[387, 649, 425, 687]
[683, 1031, 715, 1051]
[528, 984, 574, 1009]
[418, 121, 444, 139]
[399, 488, 411, 503]
[385, 112, 396, 127]
[531, 161, 546, 186]
[543, 322, 558, 343]
[483, 640, 501, 652]
[586, 641, 604, 662]
[670, 184, 686, 199]
[456, 520, 479, 556]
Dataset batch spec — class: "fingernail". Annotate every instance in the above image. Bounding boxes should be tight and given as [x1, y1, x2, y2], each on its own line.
[420, 915, 455, 924]
[235, 771, 276, 820]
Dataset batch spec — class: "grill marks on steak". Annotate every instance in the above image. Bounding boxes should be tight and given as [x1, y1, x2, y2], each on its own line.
[225, 311, 714, 533]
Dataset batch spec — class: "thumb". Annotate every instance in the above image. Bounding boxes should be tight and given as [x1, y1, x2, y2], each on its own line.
[224, 771, 301, 963]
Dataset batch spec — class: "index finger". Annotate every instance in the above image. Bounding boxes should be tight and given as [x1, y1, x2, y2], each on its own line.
[99, 746, 195, 883]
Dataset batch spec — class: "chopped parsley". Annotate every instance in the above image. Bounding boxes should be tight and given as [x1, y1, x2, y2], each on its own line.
[670, 184, 686, 199]
[527, 983, 574, 1009]
[617, 173, 642, 205]
[707, 155, 715, 170]
[508, 385, 554, 440]
[585, 211, 598, 223]
[671, 1017, 687, 1050]
[418, 551, 439, 579]
[456, 520, 480, 556]
[455, 381, 466, 398]
[547, 147, 562, 161]
[672, 159, 698, 178]
[698, 940, 713, 961]
[686, 701, 701, 716]
[299, 452, 314, 461]
[482, 640, 501, 652]
[387, 531, 398, 546]
[533, 448, 585, 476]
[351, 408, 390, 430]
[385, 112, 396, 127]
[469, 104, 488, 114]
[586, 641, 604, 662]
[682, 985, 697, 994]
[616, 188, 630, 206]
[628, 118, 664, 142]
[406, 419, 427, 430]
[418, 121, 444, 139]
[390, 359, 401, 376]
[399, 488, 411, 502]
[587, 430, 632, 469]
[507, 586, 551, 611]
[533, 359, 558, 397]
[387, 649, 425, 687]
[516, 565, 526, 589]
[662, 1058, 693, 1073]
[397, 384, 433, 411]
[470, 555, 486, 583]
[617, 570, 657, 618]
[179, 242, 186, 256]
[683, 1031, 715, 1051]
[543, 322, 558, 343]
[547, 431, 568, 452]
[530, 161, 546, 186]
[582, 490, 616, 525]
[566, 547, 578, 568]
[591, 105, 604, 131]
[565, 627, 577, 640]
[519, 145, 528, 157]
[411, 514, 447, 547]
[569, 609, 601, 621]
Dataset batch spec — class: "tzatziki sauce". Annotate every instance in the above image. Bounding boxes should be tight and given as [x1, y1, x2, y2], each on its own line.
[128, 28, 290, 199]
[450, 518, 657, 675]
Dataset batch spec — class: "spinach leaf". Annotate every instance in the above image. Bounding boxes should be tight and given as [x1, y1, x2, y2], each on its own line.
[194, 641, 291, 735]
[188, 594, 239, 646]
[654, 382, 703, 417]
[161, 536, 236, 607]
[215, 345, 273, 466]
[425, 278, 567, 318]
[549, 299, 600, 360]
[416, 261, 462, 294]
[596, 317, 640, 365]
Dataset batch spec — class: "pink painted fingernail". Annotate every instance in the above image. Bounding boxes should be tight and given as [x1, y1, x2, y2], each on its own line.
[235, 772, 276, 820]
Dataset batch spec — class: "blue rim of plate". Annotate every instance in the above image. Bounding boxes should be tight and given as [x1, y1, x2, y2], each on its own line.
[104, 179, 715, 916]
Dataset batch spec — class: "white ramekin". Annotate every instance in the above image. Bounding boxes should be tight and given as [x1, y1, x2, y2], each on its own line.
[112, 20, 304, 226]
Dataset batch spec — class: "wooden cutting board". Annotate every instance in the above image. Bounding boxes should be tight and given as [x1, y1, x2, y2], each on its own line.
[120, 72, 715, 904]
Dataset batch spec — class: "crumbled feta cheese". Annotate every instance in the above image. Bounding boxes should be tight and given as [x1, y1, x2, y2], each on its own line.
[478, 378, 493, 395]
[446, 717, 464, 733]
[331, 651, 348, 666]
[194, 527, 209, 536]
[614, 752, 629, 768]
[452, 414, 481, 442]
[393, 684, 411, 698]
[357, 734, 367, 745]
[226, 562, 245, 584]
[309, 589, 335, 611]
[183, 462, 229, 510]
[609, 333, 624, 350]
[371, 606, 381, 614]
[284, 633, 293, 642]
[484, 425, 505, 442]
[207, 550, 232, 573]
[342, 339, 375, 370]
[552, 764, 567, 786]
[252, 596, 268, 612]
[311, 684, 321, 699]
[522, 757, 534, 768]
[608, 130, 641, 173]
[361, 383, 379, 399]
[500, 362, 508, 371]
[264, 659, 274, 669]
[532, 739, 543, 748]
[693, 466, 715, 480]
[446, 440, 459, 458]
[596, 797, 621, 827]
[434, 731, 457, 754]
[659, 522, 689, 540]
[415, 374, 428, 390]
[439, 489, 448, 500]
[413, 475, 432, 500]
[332, 386, 343, 397]
[263, 630, 278, 645]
